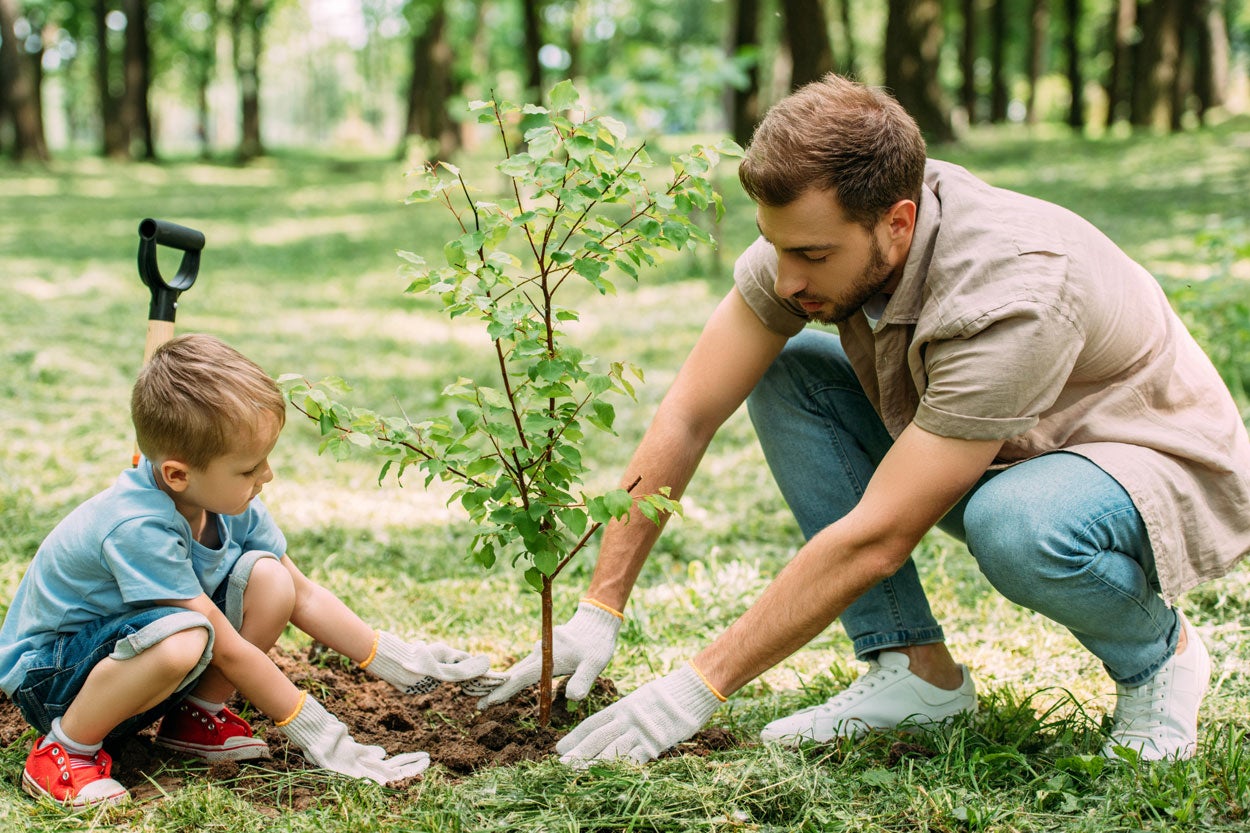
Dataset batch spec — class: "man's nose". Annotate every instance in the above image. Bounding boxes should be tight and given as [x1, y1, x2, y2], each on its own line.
[774, 261, 806, 299]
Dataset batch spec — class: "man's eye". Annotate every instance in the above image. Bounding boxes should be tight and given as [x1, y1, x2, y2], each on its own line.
[803, 254, 829, 264]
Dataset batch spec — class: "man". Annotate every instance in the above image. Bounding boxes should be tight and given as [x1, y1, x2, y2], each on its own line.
[480, 75, 1250, 765]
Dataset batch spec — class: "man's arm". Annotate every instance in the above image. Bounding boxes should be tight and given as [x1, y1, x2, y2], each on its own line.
[696, 422, 1003, 694]
[556, 422, 1004, 765]
[586, 287, 789, 610]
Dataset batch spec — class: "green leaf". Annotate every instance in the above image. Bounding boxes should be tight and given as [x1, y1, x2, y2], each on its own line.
[549, 79, 580, 111]
[565, 135, 595, 162]
[587, 400, 616, 433]
[603, 488, 633, 518]
[498, 153, 534, 177]
[559, 508, 588, 537]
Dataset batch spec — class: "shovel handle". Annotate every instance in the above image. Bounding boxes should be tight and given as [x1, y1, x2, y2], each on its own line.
[133, 319, 178, 467]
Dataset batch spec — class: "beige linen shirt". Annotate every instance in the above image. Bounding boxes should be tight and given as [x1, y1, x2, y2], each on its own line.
[734, 159, 1250, 600]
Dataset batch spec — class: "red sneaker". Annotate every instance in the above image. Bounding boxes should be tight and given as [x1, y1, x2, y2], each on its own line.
[155, 701, 269, 761]
[22, 738, 130, 808]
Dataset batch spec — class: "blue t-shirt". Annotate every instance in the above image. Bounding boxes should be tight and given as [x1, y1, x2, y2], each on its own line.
[0, 461, 286, 695]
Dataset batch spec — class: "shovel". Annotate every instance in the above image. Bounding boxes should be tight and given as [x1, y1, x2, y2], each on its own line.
[133, 217, 205, 466]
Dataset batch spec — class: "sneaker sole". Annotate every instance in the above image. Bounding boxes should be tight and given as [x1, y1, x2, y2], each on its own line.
[154, 737, 271, 762]
[21, 771, 129, 808]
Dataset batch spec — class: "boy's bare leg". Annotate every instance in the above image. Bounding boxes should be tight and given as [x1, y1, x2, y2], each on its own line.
[59, 627, 211, 745]
[191, 556, 295, 704]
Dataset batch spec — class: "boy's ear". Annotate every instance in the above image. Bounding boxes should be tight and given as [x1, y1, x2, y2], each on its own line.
[159, 459, 193, 493]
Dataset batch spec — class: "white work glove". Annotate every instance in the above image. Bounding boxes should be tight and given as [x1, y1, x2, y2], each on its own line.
[278, 695, 430, 783]
[556, 663, 723, 767]
[367, 631, 503, 697]
[478, 599, 622, 709]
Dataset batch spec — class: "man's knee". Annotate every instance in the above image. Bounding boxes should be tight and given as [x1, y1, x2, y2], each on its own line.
[747, 330, 854, 420]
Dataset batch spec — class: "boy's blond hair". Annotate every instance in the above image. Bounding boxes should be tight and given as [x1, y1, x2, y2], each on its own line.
[132, 334, 286, 469]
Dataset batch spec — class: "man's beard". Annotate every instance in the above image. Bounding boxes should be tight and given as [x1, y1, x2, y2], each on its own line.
[797, 234, 894, 324]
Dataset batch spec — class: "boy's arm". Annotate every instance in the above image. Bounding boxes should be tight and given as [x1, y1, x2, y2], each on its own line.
[163, 593, 302, 718]
[280, 555, 496, 692]
[161, 592, 431, 783]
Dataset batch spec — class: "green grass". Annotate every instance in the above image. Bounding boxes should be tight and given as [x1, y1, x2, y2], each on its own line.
[1, 118, 1249, 830]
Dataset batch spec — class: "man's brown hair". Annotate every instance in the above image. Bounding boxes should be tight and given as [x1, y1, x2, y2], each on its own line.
[132, 334, 285, 469]
[738, 74, 928, 229]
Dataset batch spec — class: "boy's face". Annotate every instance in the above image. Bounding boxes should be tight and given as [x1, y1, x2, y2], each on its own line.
[175, 410, 280, 517]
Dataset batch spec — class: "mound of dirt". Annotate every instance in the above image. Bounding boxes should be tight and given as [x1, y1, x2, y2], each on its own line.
[0, 645, 739, 806]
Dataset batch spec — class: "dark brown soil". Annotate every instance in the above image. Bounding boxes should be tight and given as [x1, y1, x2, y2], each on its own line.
[0, 645, 739, 807]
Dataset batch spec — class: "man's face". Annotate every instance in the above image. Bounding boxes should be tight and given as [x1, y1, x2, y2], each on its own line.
[756, 189, 907, 324]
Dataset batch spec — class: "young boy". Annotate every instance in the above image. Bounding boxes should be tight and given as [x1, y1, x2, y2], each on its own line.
[0, 334, 500, 808]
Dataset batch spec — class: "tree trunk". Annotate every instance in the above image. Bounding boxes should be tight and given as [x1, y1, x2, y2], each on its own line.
[232, 0, 266, 161]
[1131, 0, 1182, 130]
[539, 576, 554, 727]
[1192, 0, 1229, 122]
[122, 0, 156, 160]
[988, 0, 1008, 122]
[1063, 0, 1083, 128]
[727, 0, 761, 146]
[1024, 0, 1047, 125]
[781, 0, 834, 90]
[1104, 0, 1134, 127]
[960, 0, 978, 123]
[837, 0, 857, 76]
[0, 0, 48, 160]
[521, 0, 543, 102]
[94, 0, 127, 157]
[884, 0, 954, 142]
[401, 1, 457, 161]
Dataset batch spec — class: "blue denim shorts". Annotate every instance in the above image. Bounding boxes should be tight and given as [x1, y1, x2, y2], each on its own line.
[8, 550, 277, 739]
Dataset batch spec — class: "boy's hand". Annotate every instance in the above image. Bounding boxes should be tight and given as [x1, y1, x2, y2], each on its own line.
[367, 631, 492, 695]
[279, 695, 430, 783]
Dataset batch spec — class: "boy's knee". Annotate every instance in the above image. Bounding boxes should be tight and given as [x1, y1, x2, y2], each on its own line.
[142, 624, 213, 680]
[245, 555, 296, 613]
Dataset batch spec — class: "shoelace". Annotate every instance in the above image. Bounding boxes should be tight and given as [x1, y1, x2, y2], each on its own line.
[816, 662, 900, 710]
[1113, 669, 1171, 737]
[45, 745, 106, 781]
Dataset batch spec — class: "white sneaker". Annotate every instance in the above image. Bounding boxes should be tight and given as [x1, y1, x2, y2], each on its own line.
[760, 651, 977, 746]
[1103, 610, 1211, 761]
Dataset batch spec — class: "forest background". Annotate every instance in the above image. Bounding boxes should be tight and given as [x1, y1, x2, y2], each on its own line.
[3, 1, 1250, 831]
[2, 0, 1249, 162]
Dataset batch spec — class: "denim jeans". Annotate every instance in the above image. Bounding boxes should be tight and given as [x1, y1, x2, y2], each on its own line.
[745, 329, 1179, 685]
[8, 550, 278, 739]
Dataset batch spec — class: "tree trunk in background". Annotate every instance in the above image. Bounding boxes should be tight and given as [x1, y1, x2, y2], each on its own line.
[402, 0, 458, 161]
[521, 0, 544, 102]
[781, 0, 834, 90]
[960, 0, 978, 123]
[94, 0, 127, 157]
[122, 0, 156, 160]
[1192, 0, 1229, 123]
[0, 0, 48, 160]
[232, 0, 266, 160]
[728, 0, 761, 146]
[837, 0, 857, 77]
[1063, 0, 1083, 128]
[567, 0, 586, 82]
[884, 0, 954, 142]
[1024, 0, 1047, 125]
[1168, 1, 1192, 132]
[988, 0, 1008, 122]
[1104, 0, 1134, 126]
[1131, 0, 1182, 130]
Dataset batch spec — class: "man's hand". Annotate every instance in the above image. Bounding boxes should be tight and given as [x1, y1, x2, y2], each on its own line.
[478, 600, 622, 708]
[367, 631, 494, 695]
[556, 663, 723, 767]
[278, 695, 430, 783]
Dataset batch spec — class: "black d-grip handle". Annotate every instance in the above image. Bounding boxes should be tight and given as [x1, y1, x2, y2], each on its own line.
[137, 218, 205, 322]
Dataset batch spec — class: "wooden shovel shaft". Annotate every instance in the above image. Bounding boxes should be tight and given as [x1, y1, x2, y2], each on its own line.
[132, 319, 177, 467]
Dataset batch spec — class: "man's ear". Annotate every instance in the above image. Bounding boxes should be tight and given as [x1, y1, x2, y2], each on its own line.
[159, 459, 193, 493]
[881, 198, 917, 264]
